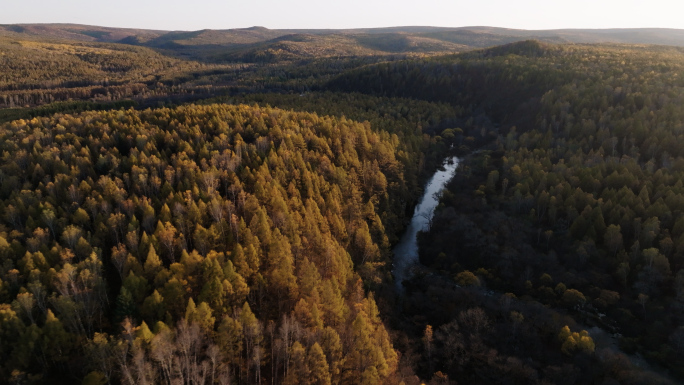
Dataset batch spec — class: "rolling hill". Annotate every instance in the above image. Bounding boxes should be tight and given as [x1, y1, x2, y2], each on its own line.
[4, 24, 684, 62]
[4, 19, 684, 384]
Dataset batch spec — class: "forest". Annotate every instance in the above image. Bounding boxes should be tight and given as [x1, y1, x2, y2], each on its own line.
[1, 24, 684, 385]
[331, 40, 684, 383]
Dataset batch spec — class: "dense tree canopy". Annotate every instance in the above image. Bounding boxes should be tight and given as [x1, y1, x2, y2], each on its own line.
[333, 41, 684, 383]
[3, 34, 684, 384]
[0, 104, 421, 383]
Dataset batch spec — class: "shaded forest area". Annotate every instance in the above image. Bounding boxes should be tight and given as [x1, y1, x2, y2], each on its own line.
[0, 25, 476, 113]
[1, 26, 684, 384]
[333, 40, 684, 383]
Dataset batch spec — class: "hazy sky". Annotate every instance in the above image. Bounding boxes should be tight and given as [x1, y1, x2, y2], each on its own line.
[1, 0, 682, 31]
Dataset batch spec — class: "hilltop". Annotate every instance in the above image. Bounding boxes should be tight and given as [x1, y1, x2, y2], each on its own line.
[3, 24, 684, 61]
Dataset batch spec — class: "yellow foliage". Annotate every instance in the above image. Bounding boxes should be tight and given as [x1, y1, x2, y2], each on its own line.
[559, 325, 595, 355]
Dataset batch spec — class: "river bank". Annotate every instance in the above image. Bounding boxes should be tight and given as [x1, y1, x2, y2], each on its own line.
[392, 155, 460, 292]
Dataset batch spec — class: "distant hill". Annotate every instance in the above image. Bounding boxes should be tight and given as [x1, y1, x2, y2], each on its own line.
[452, 26, 684, 46]
[216, 33, 470, 62]
[0, 24, 165, 43]
[3, 24, 684, 62]
[0, 35, 202, 90]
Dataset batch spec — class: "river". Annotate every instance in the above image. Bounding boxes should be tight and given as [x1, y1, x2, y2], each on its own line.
[390, 156, 675, 382]
[392, 156, 460, 292]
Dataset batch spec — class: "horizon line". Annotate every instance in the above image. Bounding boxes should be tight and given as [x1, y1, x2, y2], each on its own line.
[2, 22, 684, 33]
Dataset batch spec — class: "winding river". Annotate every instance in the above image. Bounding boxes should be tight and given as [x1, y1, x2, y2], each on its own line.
[392, 156, 460, 292]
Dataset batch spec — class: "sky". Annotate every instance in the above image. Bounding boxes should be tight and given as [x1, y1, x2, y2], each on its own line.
[1, 0, 683, 31]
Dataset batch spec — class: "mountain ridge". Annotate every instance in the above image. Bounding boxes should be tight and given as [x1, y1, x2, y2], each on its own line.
[4, 23, 684, 51]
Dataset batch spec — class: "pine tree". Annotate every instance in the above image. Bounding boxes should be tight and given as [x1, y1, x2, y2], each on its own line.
[143, 246, 162, 280]
[115, 287, 137, 323]
[284, 341, 307, 385]
[141, 290, 166, 325]
[41, 309, 72, 364]
[307, 342, 332, 385]
[217, 315, 243, 368]
[199, 277, 225, 315]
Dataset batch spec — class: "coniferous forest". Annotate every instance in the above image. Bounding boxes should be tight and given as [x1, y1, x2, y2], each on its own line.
[1, 25, 684, 385]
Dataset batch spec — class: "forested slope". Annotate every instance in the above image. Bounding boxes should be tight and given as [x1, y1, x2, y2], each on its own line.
[203, 91, 462, 207]
[0, 103, 441, 383]
[5, 24, 684, 59]
[329, 40, 684, 383]
[4, 31, 684, 384]
[0, 37, 210, 107]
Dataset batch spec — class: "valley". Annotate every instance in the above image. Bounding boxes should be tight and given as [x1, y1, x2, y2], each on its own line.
[0, 23, 683, 385]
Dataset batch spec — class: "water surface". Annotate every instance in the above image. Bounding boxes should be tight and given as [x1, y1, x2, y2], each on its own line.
[393, 156, 460, 292]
